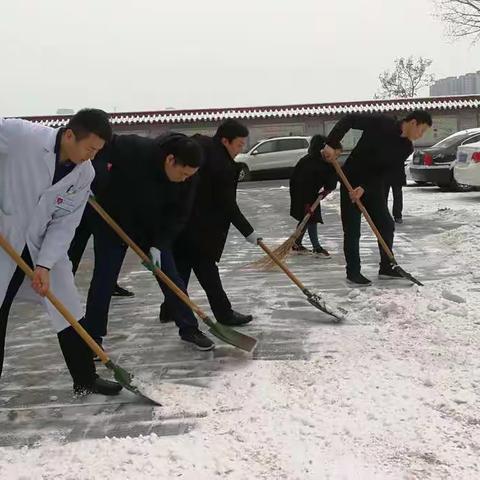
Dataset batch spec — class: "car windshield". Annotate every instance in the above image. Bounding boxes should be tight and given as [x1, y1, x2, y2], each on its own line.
[433, 131, 475, 149]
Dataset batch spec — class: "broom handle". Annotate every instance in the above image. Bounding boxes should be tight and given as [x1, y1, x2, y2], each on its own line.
[258, 240, 307, 291]
[292, 192, 323, 239]
[88, 198, 210, 321]
[330, 159, 395, 262]
[0, 232, 110, 364]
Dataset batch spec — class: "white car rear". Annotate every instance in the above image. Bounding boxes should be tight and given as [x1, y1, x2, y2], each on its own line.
[453, 141, 480, 187]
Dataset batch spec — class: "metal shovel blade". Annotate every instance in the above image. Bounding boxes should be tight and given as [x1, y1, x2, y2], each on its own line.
[392, 265, 424, 287]
[304, 290, 348, 322]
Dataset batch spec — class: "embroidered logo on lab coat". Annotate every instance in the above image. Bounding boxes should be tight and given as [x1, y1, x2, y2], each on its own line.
[55, 194, 75, 212]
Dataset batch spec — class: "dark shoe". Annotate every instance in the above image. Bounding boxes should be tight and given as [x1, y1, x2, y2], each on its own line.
[218, 310, 253, 326]
[180, 328, 215, 351]
[394, 217, 403, 224]
[346, 272, 372, 286]
[378, 265, 403, 279]
[312, 247, 331, 258]
[74, 376, 123, 396]
[292, 243, 309, 254]
[159, 303, 173, 324]
[112, 284, 135, 297]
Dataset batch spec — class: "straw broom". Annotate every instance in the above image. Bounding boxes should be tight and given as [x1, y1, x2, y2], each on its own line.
[249, 190, 326, 270]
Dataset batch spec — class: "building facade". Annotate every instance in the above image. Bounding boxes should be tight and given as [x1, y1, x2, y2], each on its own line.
[430, 72, 480, 96]
[17, 95, 480, 150]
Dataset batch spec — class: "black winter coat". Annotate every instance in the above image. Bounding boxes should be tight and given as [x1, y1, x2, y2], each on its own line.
[289, 151, 337, 223]
[177, 135, 254, 261]
[94, 133, 198, 252]
[326, 114, 413, 190]
[384, 161, 407, 187]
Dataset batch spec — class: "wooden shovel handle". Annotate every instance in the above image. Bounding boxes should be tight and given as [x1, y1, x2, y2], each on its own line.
[88, 198, 210, 321]
[330, 159, 395, 262]
[258, 240, 306, 291]
[0, 232, 110, 363]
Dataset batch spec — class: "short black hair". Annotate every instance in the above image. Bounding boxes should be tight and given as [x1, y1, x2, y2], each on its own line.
[403, 110, 432, 127]
[214, 119, 249, 142]
[66, 108, 112, 142]
[168, 137, 203, 168]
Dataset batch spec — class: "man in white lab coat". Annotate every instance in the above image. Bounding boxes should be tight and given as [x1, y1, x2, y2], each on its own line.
[0, 109, 121, 395]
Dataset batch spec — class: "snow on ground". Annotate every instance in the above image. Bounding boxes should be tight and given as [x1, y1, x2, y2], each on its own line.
[1, 184, 480, 479]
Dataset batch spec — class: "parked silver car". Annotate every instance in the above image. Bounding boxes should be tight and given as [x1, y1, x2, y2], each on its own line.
[235, 136, 310, 181]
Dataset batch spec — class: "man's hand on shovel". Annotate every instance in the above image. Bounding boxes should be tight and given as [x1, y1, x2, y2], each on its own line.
[32, 266, 50, 296]
[349, 186, 365, 203]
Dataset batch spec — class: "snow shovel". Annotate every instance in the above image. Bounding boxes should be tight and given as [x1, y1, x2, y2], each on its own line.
[88, 198, 258, 353]
[257, 240, 347, 322]
[0, 232, 159, 405]
[330, 158, 423, 287]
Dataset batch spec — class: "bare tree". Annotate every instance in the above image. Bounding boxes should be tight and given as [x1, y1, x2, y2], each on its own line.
[435, 0, 480, 43]
[376, 56, 435, 99]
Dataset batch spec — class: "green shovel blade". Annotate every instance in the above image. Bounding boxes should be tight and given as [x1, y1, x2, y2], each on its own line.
[203, 317, 258, 353]
[105, 360, 162, 405]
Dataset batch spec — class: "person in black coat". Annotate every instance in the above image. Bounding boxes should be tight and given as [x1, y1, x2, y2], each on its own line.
[384, 159, 407, 223]
[289, 134, 341, 258]
[161, 119, 262, 327]
[80, 132, 215, 351]
[322, 110, 432, 286]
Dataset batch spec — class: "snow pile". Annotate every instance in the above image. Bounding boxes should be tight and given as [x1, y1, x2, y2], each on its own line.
[434, 224, 480, 259]
[345, 280, 471, 326]
[430, 206, 480, 227]
[0, 362, 404, 480]
[1, 190, 480, 479]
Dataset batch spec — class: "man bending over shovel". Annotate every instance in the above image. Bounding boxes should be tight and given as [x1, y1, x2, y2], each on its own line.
[322, 110, 432, 286]
[80, 133, 215, 350]
[0, 109, 122, 396]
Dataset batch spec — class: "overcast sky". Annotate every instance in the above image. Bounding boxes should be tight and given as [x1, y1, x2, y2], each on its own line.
[0, 0, 479, 116]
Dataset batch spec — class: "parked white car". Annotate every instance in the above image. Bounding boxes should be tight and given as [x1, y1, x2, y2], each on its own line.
[453, 140, 480, 187]
[235, 136, 310, 181]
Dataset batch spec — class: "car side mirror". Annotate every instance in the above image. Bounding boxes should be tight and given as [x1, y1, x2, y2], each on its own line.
[251, 150, 259, 156]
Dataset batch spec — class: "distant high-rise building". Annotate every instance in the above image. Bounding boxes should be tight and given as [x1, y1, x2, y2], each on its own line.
[430, 71, 480, 96]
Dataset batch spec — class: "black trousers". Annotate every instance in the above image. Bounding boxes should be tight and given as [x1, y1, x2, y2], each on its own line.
[384, 184, 403, 220]
[68, 204, 97, 274]
[165, 248, 233, 322]
[340, 184, 394, 275]
[0, 247, 33, 378]
[153, 250, 198, 334]
[82, 223, 197, 342]
[82, 224, 128, 342]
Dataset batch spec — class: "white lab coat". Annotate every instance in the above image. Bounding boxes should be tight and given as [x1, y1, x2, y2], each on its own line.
[0, 117, 94, 332]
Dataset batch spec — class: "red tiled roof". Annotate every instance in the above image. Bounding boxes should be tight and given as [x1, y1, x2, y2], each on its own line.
[16, 95, 480, 127]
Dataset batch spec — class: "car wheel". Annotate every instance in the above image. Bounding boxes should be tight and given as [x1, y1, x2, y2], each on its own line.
[437, 180, 473, 192]
[238, 164, 251, 182]
[451, 180, 473, 192]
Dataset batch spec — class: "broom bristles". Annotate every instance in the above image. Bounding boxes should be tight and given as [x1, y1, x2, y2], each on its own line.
[248, 235, 297, 270]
